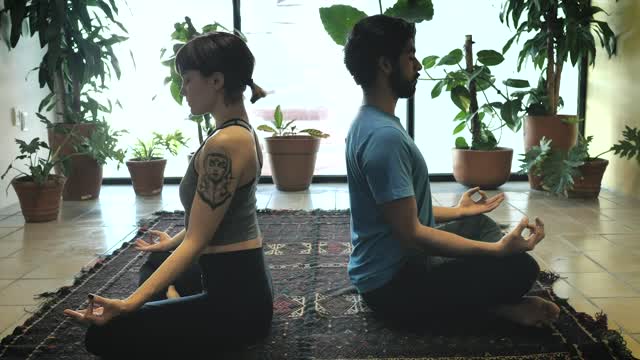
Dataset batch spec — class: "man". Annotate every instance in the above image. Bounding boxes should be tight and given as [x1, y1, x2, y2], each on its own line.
[344, 15, 559, 328]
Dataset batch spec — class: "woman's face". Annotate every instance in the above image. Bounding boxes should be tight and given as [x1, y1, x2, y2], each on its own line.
[180, 70, 217, 115]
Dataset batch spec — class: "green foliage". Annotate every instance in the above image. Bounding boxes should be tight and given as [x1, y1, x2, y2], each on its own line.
[518, 136, 586, 196]
[501, 0, 618, 115]
[423, 41, 530, 150]
[319, 0, 434, 46]
[608, 126, 640, 163]
[1, 137, 74, 189]
[319, 5, 367, 46]
[40, 117, 128, 168]
[257, 105, 330, 139]
[160, 17, 243, 144]
[130, 130, 190, 161]
[75, 119, 128, 167]
[1, 0, 129, 124]
[519, 126, 640, 196]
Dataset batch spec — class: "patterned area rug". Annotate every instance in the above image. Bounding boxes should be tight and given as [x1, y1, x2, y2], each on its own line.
[0, 210, 635, 360]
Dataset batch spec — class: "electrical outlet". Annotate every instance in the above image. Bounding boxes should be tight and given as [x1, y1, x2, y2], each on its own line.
[18, 111, 28, 131]
[10, 107, 18, 127]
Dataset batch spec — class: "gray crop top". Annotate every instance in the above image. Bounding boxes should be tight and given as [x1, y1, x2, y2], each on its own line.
[179, 119, 263, 245]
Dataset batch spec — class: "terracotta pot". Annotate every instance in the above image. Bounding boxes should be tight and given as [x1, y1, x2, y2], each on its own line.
[48, 123, 103, 200]
[264, 136, 320, 191]
[524, 115, 578, 190]
[452, 147, 513, 189]
[60, 155, 103, 200]
[568, 159, 609, 199]
[11, 175, 65, 222]
[126, 158, 167, 196]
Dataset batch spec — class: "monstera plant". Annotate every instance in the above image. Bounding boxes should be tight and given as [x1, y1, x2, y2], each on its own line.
[319, 0, 434, 46]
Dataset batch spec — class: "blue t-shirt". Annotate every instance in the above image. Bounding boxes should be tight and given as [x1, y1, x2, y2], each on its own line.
[345, 105, 435, 293]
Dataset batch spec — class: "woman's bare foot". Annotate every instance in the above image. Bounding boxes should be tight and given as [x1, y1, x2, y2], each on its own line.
[166, 285, 181, 299]
[490, 296, 560, 327]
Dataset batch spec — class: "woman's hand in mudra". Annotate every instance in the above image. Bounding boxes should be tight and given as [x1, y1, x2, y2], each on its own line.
[64, 294, 130, 326]
[135, 230, 172, 252]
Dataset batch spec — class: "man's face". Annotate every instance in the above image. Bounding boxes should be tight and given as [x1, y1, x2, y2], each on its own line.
[389, 39, 422, 99]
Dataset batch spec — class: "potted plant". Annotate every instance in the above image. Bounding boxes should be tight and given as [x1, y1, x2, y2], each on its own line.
[1, 137, 74, 222]
[520, 126, 640, 198]
[126, 130, 189, 196]
[422, 35, 533, 188]
[500, 0, 618, 188]
[257, 105, 329, 191]
[42, 116, 127, 200]
[1, 0, 130, 200]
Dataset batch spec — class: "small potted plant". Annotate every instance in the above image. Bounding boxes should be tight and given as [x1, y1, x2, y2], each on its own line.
[1, 138, 75, 222]
[43, 117, 128, 200]
[519, 126, 640, 198]
[422, 35, 531, 188]
[257, 105, 329, 191]
[126, 130, 189, 196]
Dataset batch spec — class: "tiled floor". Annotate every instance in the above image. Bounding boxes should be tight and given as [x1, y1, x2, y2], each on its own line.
[0, 181, 639, 356]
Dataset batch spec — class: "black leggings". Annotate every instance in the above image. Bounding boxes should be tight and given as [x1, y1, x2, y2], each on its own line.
[362, 214, 540, 327]
[138, 251, 203, 301]
[85, 248, 273, 358]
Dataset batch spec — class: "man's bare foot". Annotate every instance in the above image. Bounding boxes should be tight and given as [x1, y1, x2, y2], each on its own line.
[166, 285, 181, 299]
[490, 296, 560, 327]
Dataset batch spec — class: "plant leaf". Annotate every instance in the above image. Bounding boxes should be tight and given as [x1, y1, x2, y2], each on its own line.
[477, 50, 504, 66]
[503, 79, 530, 88]
[319, 5, 367, 46]
[450, 85, 471, 112]
[438, 49, 463, 66]
[455, 137, 469, 149]
[383, 0, 434, 23]
[422, 55, 439, 69]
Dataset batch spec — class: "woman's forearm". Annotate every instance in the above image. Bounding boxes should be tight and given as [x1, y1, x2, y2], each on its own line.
[166, 229, 186, 250]
[125, 238, 204, 310]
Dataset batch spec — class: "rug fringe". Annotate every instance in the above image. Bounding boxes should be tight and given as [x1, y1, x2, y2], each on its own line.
[542, 275, 637, 360]
[1, 221, 159, 349]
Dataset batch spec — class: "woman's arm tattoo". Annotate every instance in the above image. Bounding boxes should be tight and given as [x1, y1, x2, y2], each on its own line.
[197, 150, 234, 209]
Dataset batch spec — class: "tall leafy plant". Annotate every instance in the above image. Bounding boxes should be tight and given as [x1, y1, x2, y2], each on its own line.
[1, 0, 130, 124]
[500, 0, 618, 115]
[319, 0, 434, 46]
[422, 35, 532, 150]
[160, 16, 243, 144]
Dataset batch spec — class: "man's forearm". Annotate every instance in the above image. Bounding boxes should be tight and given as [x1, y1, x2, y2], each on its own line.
[412, 224, 500, 257]
[433, 206, 463, 223]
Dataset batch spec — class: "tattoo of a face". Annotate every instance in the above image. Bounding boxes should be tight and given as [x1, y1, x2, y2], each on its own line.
[197, 151, 234, 209]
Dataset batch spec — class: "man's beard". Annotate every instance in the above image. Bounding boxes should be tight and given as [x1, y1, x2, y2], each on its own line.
[390, 66, 417, 98]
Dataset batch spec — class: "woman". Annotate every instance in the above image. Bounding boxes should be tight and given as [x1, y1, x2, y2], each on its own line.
[64, 32, 273, 358]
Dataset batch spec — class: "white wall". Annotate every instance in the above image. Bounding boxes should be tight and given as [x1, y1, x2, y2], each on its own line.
[587, 0, 640, 198]
[0, 3, 54, 209]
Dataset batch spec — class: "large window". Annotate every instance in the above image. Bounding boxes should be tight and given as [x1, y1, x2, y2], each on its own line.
[242, 0, 406, 176]
[413, 0, 577, 174]
[101, 0, 578, 178]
